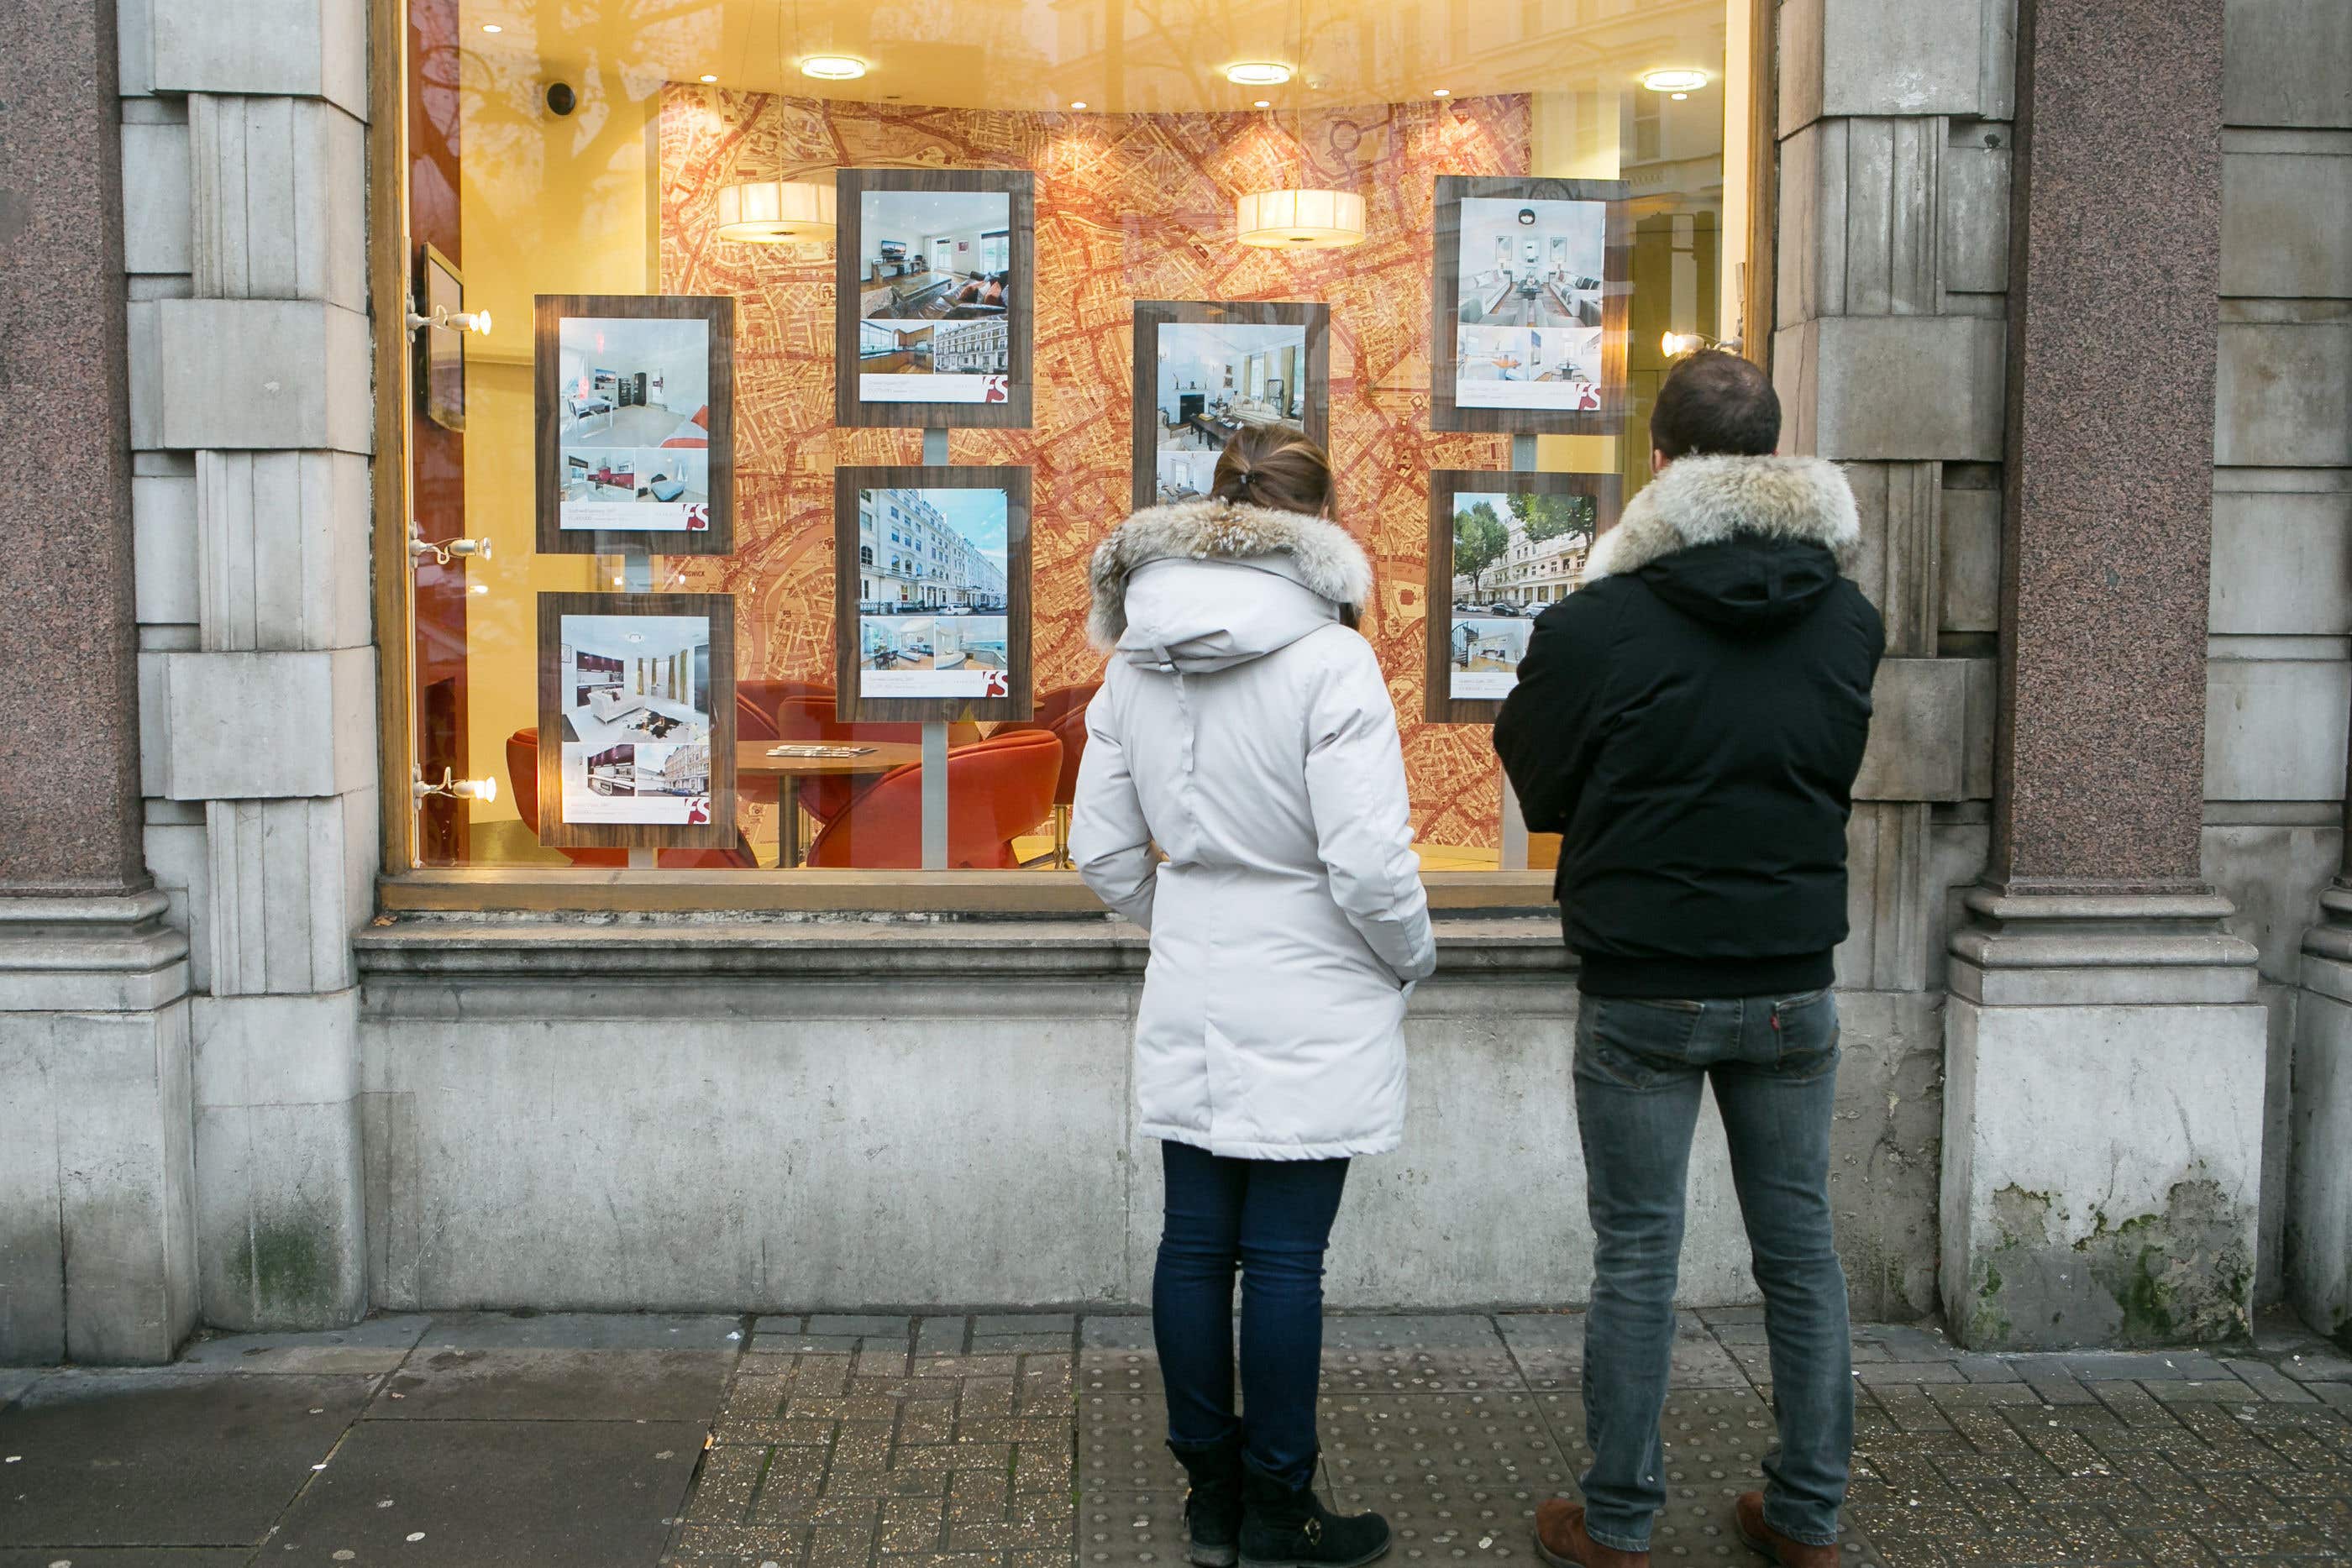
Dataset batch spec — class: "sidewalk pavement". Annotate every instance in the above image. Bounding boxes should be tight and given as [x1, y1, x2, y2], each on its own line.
[1, 1308, 2346, 1568]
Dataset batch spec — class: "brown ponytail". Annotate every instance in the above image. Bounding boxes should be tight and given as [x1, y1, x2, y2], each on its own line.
[1210, 423, 1333, 521]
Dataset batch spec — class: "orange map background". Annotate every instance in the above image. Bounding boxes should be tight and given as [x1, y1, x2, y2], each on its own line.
[658, 88, 1530, 850]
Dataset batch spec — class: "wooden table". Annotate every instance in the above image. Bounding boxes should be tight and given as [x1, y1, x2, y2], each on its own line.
[737, 741, 924, 868]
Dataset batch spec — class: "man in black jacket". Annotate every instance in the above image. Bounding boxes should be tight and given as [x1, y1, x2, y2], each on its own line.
[1496, 352, 1882, 1568]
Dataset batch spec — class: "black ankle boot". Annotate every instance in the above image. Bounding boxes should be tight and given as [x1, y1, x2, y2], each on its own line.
[1239, 1463, 1391, 1568]
[1169, 1435, 1246, 1567]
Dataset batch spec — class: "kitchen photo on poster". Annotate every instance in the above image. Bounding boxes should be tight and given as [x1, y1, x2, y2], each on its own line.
[856, 188, 1015, 406]
[555, 611, 717, 826]
[1151, 322, 1311, 504]
[1446, 487, 1599, 700]
[1453, 197, 1608, 412]
[854, 485, 1013, 698]
[554, 313, 714, 533]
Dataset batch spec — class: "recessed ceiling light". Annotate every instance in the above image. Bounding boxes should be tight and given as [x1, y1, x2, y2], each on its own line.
[1254, 99, 1272, 109]
[700, 73, 718, 83]
[480, 22, 501, 33]
[1069, 100, 1087, 109]
[801, 55, 867, 81]
[1641, 68, 1708, 93]
[1226, 61, 1293, 87]
[1672, 92, 1689, 101]
[1432, 87, 1452, 97]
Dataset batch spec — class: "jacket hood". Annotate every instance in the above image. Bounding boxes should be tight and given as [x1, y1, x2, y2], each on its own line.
[1088, 500, 1375, 674]
[1582, 454, 1861, 635]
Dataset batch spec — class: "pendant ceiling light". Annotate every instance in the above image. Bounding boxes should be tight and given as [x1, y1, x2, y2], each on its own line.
[715, 178, 836, 243]
[1236, 187, 1365, 249]
[1236, 0, 1366, 250]
[716, 1, 838, 244]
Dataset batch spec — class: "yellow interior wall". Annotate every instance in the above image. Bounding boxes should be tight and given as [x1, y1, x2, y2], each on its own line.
[458, 59, 661, 831]
[1530, 89, 1621, 477]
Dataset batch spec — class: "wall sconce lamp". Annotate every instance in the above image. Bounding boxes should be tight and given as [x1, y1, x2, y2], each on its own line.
[1661, 331, 1742, 359]
[405, 303, 493, 336]
[409, 520, 491, 567]
[412, 767, 497, 805]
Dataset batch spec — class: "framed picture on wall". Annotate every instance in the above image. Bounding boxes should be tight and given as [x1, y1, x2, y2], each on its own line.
[417, 244, 468, 433]
[836, 170, 1036, 430]
[534, 592, 738, 850]
[534, 294, 735, 556]
[1423, 469, 1623, 723]
[1131, 301, 1331, 511]
[833, 466, 1034, 723]
[1431, 176, 1633, 435]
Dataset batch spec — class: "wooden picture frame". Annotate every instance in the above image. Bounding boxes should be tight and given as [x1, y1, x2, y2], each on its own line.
[836, 170, 1036, 430]
[1431, 176, 1633, 435]
[1131, 300, 1331, 511]
[1424, 469, 1624, 724]
[534, 293, 735, 557]
[417, 242, 466, 433]
[534, 591, 738, 850]
[833, 467, 1035, 723]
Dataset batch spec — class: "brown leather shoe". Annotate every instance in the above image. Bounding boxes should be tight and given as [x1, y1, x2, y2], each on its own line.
[1532, 1499, 1648, 1568]
[1733, 1492, 1835, 1568]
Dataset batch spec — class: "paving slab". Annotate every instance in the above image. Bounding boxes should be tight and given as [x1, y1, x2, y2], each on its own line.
[176, 1314, 430, 1374]
[0, 1371, 372, 1549]
[914, 1318, 969, 1356]
[1077, 1318, 1153, 1353]
[0, 1374, 36, 1410]
[0, 1551, 256, 1565]
[974, 1315, 1074, 1336]
[370, 1347, 734, 1422]
[802, 1317, 911, 1339]
[268, 1418, 702, 1566]
[412, 1312, 743, 1352]
[1495, 1314, 1582, 1390]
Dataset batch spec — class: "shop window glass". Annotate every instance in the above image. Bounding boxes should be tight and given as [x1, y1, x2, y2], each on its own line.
[395, 0, 1752, 886]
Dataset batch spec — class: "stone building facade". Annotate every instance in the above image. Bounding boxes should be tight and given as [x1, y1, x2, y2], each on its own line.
[2, 0, 2348, 1363]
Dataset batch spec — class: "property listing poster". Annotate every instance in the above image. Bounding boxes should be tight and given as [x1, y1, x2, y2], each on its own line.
[854, 188, 1016, 406]
[856, 486, 1013, 699]
[556, 611, 717, 826]
[1442, 485, 1596, 701]
[1149, 320, 1312, 504]
[554, 314, 716, 534]
[1453, 197, 1608, 413]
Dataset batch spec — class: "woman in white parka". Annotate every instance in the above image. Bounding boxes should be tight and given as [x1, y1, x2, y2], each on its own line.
[1072, 427, 1436, 1568]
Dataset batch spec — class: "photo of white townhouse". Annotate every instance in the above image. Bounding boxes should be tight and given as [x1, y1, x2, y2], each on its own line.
[855, 487, 1011, 611]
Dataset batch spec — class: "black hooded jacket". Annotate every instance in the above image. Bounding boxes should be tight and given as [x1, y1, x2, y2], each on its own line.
[1494, 455, 1884, 998]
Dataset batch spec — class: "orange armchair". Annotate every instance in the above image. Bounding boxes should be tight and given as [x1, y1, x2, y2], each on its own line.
[805, 729, 1063, 869]
[504, 727, 756, 869]
[1001, 681, 1101, 865]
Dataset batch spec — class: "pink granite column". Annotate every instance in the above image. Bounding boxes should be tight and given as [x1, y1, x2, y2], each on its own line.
[1988, 0, 2225, 895]
[0, 0, 146, 899]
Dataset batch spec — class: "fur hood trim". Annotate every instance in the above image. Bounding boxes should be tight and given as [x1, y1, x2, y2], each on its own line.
[1088, 499, 1375, 649]
[1583, 455, 1861, 585]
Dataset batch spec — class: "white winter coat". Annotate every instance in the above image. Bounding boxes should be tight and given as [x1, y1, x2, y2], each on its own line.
[1070, 500, 1438, 1161]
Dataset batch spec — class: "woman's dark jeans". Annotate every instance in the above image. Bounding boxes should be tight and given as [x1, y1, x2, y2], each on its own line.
[1153, 1140, 1351, 1489]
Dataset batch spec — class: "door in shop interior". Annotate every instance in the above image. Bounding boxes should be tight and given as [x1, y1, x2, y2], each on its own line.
[932, 237, 954, 275]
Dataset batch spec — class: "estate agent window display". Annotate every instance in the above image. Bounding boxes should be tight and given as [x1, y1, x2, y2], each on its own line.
[836, 169, 1037, 431]
[533, 294, 736, 556]
[1423, 470, 1620, 725]
[1131, 300, 1331, 511]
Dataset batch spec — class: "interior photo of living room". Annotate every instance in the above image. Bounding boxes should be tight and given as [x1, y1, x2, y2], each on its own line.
[1152, 322, 1311, 502]
[1452, 196, 1609, 412]
[555, 612, 716, 825]
[855, 189, 1014, 324]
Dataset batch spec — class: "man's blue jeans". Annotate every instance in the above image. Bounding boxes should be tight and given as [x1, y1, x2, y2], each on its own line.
[1572, 989, 1851, 1553]
[1153, 1140, 1352, 1489]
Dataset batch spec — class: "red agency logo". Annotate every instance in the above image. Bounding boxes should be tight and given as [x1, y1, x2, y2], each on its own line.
[687, 796, 712, 824]
[983, 375, 1010, 402]
[984, 669, 1010, 698]
[685, 503, 711, 530]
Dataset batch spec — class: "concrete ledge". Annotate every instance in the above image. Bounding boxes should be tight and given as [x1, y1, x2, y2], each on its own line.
[354, 916, 1573, 992]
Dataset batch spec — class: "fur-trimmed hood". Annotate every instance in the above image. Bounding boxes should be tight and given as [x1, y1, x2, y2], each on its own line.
[1087, 499, 1376, 658]
[1583, 455, 1861, 585]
